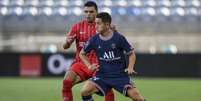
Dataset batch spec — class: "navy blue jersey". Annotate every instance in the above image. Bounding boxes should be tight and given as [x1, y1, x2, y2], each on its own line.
[83, 32, 134, 78]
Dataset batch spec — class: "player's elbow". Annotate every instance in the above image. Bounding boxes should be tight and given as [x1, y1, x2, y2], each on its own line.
[128, 51, 134, 57]
[128, 51, 136, 60]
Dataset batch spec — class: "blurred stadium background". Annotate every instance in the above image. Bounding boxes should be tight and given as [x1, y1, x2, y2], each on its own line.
[0, 0, 201, 101]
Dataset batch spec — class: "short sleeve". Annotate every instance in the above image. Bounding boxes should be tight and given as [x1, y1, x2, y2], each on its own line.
[83, 37, 95, 53]
[66, 24, 77, 43]
[119, 35, 134, 55]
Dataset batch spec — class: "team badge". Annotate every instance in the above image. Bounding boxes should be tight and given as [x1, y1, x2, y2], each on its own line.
[98, 45, 101, 49]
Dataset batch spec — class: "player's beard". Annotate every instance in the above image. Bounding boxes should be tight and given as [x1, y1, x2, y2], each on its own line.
[86, 17, 94, 23]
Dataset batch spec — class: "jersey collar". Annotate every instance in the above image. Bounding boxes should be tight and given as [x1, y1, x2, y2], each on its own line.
[99, 32, 114, 41]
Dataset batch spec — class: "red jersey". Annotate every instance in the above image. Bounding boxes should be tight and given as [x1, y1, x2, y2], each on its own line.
[66, 20, 98, 64]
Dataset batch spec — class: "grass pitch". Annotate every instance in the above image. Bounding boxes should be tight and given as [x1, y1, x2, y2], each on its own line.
[0, 77, 200, 101]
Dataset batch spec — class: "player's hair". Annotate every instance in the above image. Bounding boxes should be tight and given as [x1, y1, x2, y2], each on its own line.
[84, 1, 98, 11]
[96, 12, 112, 24]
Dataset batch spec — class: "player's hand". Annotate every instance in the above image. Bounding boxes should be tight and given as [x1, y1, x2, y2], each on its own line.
[88, 64, 99, 72]
[125, 68, 137, 75]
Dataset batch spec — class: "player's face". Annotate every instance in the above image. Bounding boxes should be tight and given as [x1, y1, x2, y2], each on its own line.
[95, 18, 110, 34]
[84, 7, 97, 23]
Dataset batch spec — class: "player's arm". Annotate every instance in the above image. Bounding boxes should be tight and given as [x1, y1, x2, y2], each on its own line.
[126, 51, 137, 75]
[119, 34, 137, 75]
[63, 24, 77, 49]
[79, 38, 97, 71]
[80, 49, 97, 71]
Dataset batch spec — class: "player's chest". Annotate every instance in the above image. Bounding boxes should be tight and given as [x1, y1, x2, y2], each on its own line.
[96, 40, 119, 52]
[76, 26, 96, 48]
[97, 41, 121, 60]
[77, 26, 96, 41]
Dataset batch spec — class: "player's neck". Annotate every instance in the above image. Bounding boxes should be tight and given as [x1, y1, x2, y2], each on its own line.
[86, 19, 95, 24]
[87, 21, 94, 23]
[99, 29, 113, 41]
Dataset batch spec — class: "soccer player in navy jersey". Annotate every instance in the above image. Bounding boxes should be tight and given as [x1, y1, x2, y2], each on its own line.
[62, 1, 114, 101]
[80, 12, 145, 101]
[62, 1, 115, 101]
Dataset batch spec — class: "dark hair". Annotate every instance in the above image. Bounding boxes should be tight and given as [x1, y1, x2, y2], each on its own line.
[84, 1, 98, 11]
[96, 12, 112, 24]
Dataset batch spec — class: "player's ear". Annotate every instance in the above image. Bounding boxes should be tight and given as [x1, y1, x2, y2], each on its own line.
[106, 22, 110, 28]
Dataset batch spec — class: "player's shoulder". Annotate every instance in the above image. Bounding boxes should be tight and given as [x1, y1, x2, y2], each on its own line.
[91, 33, 99, 40]
[113, 31, 125, 39]
[86, 33, 99, 43]
[72, 20, 85, 28]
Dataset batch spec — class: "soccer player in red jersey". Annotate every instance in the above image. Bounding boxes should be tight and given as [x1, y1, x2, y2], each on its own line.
[62, 1, 114, 101]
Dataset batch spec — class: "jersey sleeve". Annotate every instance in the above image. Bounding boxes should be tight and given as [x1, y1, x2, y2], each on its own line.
[66, 24, 77, 43]
[119, 35, 134, 55]
[83, 37, 95, 54]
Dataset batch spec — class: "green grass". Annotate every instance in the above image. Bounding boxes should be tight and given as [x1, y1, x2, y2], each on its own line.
[0, 77, 201, 101]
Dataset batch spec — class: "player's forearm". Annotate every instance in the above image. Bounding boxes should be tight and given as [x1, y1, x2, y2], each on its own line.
[127, 52, 136, 69]
[79, 51, 92, 68]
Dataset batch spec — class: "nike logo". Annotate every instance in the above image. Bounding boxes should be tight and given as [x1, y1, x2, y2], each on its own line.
[80, 32, 86, 34]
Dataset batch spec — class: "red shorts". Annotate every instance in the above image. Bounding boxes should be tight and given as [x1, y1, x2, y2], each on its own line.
[70, 62, 94, 81]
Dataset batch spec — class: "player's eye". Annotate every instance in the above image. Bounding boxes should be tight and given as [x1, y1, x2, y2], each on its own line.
[84, 10, 94, 13]
[89, 11, 94, 13]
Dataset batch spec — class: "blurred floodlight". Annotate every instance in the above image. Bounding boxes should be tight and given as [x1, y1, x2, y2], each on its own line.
[169, 44, 178, 54]
[118, 0, 127, 6]
[172, 8, 185, 16]
[15, 7, 23, 16]
[118, 8, 127, 15]
[159, 0, 171, 7]
[16, 0, 24, 6]
[74, 0, 83, 6]
[132, 8, 141, 16]
[160, 7, 170, 16]
[49, 44, 57, 53]
[41, 44, 57, 53]
[192, 0, 200, 7]
[73, 7, 82, 16]
[103, 0, 112, 6]
[58, 7, 67, 16]
[25, 0, 39, 6]
[147, 7, 156, 16]
[149, 45, 156, 54]
[162, 44, 178, 54]
[0, 0, 9, 6]
[29, 7, 38, 16]
[146, 0, 156, 7]
[43, 7, 52, 16]
[45, 0, 54, 6]
[177, 0, 186, 6]
[0, 7, 8, 15]
[100, 7, 112, 14]
[186, 8, 198, 16]
[172, 0, 186, 7]
[132, 0, 142, 7]
[59, 0, 69, 6]
[31, 0, 39, 6]
[176, 8, 185, 16]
